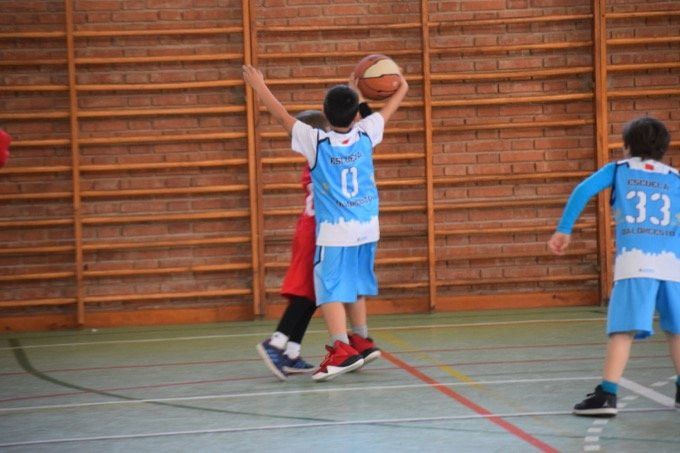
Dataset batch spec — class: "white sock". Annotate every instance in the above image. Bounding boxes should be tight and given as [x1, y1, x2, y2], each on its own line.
[285, 342, 301, 359]
[269, 331, 288, 349]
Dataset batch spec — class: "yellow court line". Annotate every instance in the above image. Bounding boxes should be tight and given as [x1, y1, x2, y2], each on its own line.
[378, 331, 478, 385]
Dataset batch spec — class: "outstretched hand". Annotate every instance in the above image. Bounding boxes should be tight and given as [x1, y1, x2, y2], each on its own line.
[348, 72, 366, 102]
[548, 232, 571, 255]
[242, 65, 265, 91]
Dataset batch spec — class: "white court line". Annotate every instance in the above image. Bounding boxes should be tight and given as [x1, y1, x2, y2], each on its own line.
[0, 376, 600, 414]
[619, 377, 675, 407]
[0, 317, 605, 351]
[0, 407, 672, 448]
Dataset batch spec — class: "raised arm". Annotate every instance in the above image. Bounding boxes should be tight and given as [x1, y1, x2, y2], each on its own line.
[377, 72, 408, 124]
[242, 65, 296, 134]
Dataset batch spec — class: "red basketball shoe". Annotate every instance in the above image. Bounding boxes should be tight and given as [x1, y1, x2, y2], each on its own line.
[348, 333, 381, 363]
[312, 340, 364, 382]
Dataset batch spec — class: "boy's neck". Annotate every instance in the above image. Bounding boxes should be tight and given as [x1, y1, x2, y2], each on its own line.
[331, 125, 352, 133]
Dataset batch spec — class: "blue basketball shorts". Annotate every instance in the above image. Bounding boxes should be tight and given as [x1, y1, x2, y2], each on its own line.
[313, 242, 378, 305]
[607, 278, 680, 339]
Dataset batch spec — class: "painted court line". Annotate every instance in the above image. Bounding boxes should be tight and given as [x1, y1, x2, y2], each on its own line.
[0, 317, 605, 351]
[619, 377, 675, 407]
[0, 408, 672, 449]
[0, 376, 599, 413]
[382, 350, 558, 453]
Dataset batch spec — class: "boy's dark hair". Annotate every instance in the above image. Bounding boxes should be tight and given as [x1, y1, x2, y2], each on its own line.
[622, 116, 671, 161]
[295, 110, 329, 131]
[323, 85, 359, 128]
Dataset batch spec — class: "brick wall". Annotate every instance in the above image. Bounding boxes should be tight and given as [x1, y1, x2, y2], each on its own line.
[0, 0, 678, 330]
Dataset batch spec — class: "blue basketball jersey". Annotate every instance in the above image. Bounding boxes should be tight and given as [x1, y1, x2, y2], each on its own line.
[291, 113, 384, 246]
[611, 158, 680, 282]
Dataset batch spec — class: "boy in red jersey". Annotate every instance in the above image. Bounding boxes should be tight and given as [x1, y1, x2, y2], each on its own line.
[256, 111, 328, 381]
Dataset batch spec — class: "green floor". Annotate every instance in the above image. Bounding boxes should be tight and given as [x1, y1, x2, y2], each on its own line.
[0, 307, 678, 452]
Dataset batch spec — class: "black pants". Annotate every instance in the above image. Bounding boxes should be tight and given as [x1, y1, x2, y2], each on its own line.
[275, 296, 316, 344]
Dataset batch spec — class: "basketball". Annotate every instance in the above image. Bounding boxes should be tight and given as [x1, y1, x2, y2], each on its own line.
[354, 54, 402, 101]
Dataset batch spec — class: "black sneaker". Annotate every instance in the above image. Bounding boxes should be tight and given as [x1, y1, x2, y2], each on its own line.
[573, 385, 618, 416]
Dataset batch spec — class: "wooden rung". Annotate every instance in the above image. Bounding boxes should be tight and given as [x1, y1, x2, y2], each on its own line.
[432, 93, 592, 108]
[84, 263, 251, 278]
[608, 62, 680, 72]
[437, 249, 597, 262]
[608, 36, 680, 46]
[436, 274, 599, 287]
[74, 26, 243, 38]
[434, 118, 593, 132]
[606, 10, 680, 20]
[429, 13, 592, 28]
[436, 222, 596, 236]
[0, 298, 76, 308]
[0, 245, 74, 256]
[0, 58, 66, 66]
[75, 53, 243, 65]
[380, 282, 429, 290]
[78, 105, 245, 118]
[608, 88, 680, 99]
[80, 159, 248, 172]
[377, 256, 428, 265]
[436, 197, 566, 210]
[432, 66, 592, 82]
[0, 85, 68, 92]
[7, 139, 70, 147]
[434, 171, 589, 185]
[0, 31, 66, 39]
[259, 22, 421, 33]
[81, 185, 249, 199]
[0, 219, 73, 228]
[81, 210, 249, 225]
[83, 289, 251, 303]
[0, 271, 74, 282]
[83, 236, 250, 251]
[0, 165, 71, 175]
[0, 111, 69, 120]
[0, 192, 71, 201]
[381, 204, 426, 213]
[79, 131, 246, 146]
[260, 49, 421, 60]
[77, 80, 243, 92]
[430, 41, 592, 55]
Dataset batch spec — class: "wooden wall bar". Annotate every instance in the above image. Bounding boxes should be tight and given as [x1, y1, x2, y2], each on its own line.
[0, 0, 678, 330]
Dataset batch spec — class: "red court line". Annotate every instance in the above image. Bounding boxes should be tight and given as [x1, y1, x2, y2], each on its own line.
[382, 350, 558, 453]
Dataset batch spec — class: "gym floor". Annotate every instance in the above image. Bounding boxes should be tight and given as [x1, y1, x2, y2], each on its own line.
[0, 307, 678, 452]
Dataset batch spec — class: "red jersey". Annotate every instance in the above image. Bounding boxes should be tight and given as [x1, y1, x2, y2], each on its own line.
[280, 166, 316, 301]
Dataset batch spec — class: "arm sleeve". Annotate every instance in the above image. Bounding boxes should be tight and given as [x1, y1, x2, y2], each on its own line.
[291, 120, 318, 167]
[556, 162, 617, 234]
[356, 112, 384, 147]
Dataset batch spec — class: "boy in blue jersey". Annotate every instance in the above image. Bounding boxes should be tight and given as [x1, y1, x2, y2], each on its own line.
[549, 116, 680, 415]
[243, 65, 409, 381]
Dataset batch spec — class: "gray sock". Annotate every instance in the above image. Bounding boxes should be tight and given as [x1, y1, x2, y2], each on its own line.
[352, 325, 368, 339]
[330, 333, 349, 345]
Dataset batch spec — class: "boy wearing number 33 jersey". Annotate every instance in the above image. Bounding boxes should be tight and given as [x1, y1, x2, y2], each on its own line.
[549, 116, 680, 416]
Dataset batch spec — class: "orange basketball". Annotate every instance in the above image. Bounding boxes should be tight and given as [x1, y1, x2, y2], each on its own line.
[354, 54, 402, 101]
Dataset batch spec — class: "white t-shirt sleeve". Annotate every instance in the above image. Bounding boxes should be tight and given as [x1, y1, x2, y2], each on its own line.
[356, 112, 385, 147]
[291, 120, 318, 167]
